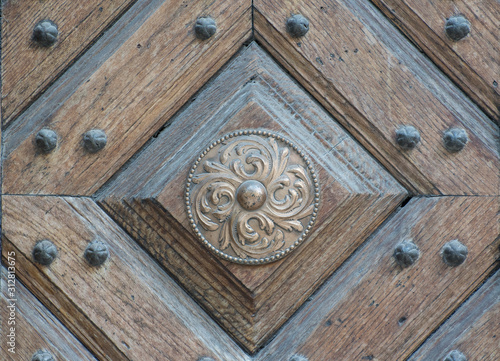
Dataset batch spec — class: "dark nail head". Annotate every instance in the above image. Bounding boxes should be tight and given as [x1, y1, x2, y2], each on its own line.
[194, 17, 217, 40]
[445, 16, 470, 41]
[443, 350, 467, 361]
[32, 350, 55, 361]
[287, 14, 310, 38]
[35, 128, 58, 153]
[441, 240, 468, 267]
[33, 20, 58, 47]
[83, 129, 107, 153]
[396, 125, 421, 149]
[443, 128, 468, 152]
[33, 240, 58, 266]
[84, 240, 109, 266]
[393, 240, 420, 268]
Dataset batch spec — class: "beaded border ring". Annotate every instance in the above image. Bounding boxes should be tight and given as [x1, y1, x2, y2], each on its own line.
[185, 130, 320, 265]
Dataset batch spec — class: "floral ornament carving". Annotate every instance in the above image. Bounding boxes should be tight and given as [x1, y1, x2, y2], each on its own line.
[185, 130, 320, 265]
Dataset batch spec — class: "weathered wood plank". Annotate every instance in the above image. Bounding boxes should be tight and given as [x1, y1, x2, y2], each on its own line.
[98, 43, 407, 352]
[409, 270, 499, 361]
[1, 0, 138, 125]
[1, 267, 98, 361]
[1, 195, 250, 361]
[3, 0, 252, 195]
[254, 0, 499, 195]
[370, 0, 500, 121]
[255, 196, 499, 360]
[99, 197, 260, 351]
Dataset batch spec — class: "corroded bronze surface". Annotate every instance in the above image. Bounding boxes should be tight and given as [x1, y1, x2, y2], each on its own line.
[186, 130, 320, 265]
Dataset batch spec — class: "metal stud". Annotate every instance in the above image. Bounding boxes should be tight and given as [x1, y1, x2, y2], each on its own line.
[194, 17, 217, 40]
[396, 125, 421, 150]
[32, 350, 55, 361]
[83, 129, 107, 153]
[393, 240, 420, 268]
[443, 128, 468, 152]
[35, 128, 58, 153]
[443, 350, 467, 361]
[84, 240, 109, 267]
[445, 16, 470, 41]
[286, 14, 309, 38]
[33, 20, 59, 47]
[32, 240, 58, 266]
[289, 355, 308, 361]
[441, 240, 468, 267]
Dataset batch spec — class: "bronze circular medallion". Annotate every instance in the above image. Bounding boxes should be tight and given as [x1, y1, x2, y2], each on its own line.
[185, 130, 320, 265]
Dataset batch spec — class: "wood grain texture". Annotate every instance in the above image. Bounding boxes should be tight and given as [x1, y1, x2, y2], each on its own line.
[1, 0, 138, 125]
[409, 270, 499, 361]
[255, 196, 500, 360]
[1, 195, 250, 361]
[1, 268, 98, 361]
[2, 0, 252, 195]
[370, 0, 500, 121]
[254, 0, 499, 195]
[98, 43, 407, 352]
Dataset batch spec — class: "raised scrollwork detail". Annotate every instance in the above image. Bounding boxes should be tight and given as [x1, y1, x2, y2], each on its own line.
[186, 130, 320, 265]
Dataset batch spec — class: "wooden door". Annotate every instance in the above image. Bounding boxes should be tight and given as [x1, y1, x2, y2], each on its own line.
[2, 0, 499, 360]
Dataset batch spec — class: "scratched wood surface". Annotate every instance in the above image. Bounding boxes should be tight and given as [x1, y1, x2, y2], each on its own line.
[370, 0, 500, 121]
[98, 44, 406, 351]
[1, 196, 250, 361]
[1, 0, 499, 359]
[255, 196, 499, 360]
[254, 0, 499, 196]
[0, 268, 99, 361]
[98, 43, 407, 352]
[1, 0, 138, 125]
[2, 0, 251, 196]
[409, 270, 499, 361]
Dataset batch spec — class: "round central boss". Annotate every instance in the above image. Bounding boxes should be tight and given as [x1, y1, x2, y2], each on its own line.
[236, 180, 267, 210]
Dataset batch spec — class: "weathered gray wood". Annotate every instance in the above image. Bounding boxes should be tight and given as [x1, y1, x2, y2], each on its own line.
[409, 270, 499, 360]
[1, 268, 98, 361]
[2, 195, 250, 361]
[369, 0, 500, 121]
[255, 196, 499, 360]
[3, 0, 252, 196]
[98, 42, 407, 352]
[255, 0, 499, 195]
[1, 0, 139, 124]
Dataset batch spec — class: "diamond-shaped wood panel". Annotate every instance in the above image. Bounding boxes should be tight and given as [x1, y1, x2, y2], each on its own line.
[2, 0, 499, 359]
[98, 43, 408, 351]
